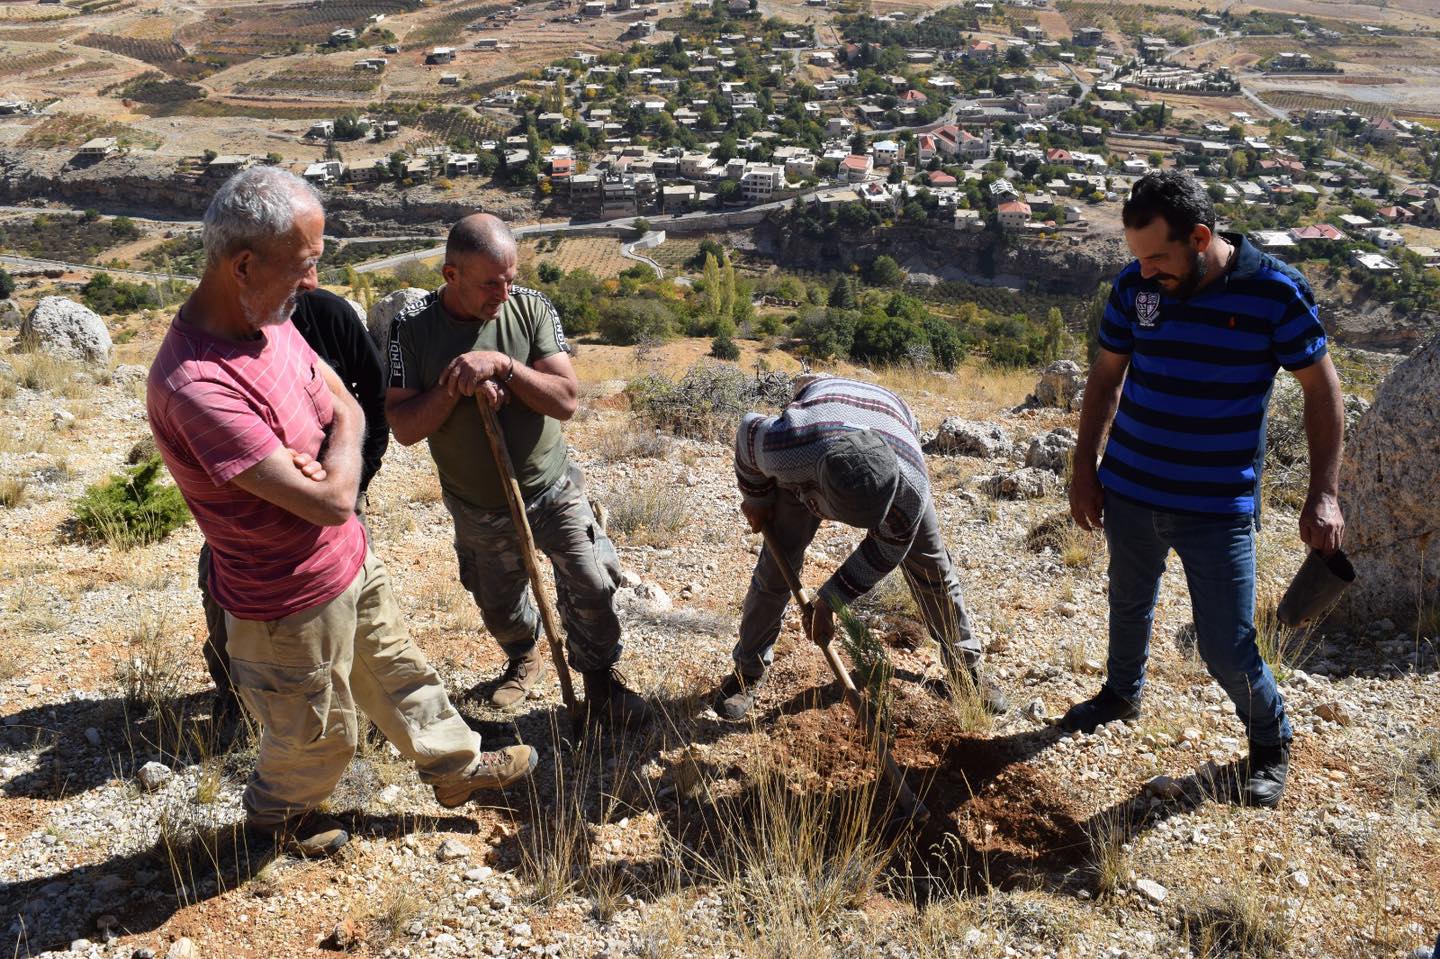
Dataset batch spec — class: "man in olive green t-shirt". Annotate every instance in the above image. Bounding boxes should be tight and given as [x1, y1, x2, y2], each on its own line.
[385, 214, 648, 727]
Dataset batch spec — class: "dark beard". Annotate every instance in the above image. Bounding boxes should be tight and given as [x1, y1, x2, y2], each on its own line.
[1171, 249, 1208, 300]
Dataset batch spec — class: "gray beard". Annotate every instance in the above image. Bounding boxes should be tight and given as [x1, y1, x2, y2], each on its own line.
[241, 290, 296, 330]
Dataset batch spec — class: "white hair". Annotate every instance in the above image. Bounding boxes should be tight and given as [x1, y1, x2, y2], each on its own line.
[202, 166, 323, 269]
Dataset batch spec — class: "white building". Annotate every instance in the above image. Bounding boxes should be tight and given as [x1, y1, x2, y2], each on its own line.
[997, 200, 1031, 230]
[741, 164, 784, 202]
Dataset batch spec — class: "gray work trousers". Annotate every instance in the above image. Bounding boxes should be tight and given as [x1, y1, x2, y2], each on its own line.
[733, 489, 983, 677]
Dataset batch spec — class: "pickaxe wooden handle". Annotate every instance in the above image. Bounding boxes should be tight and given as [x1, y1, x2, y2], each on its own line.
[759, 527, 928, 824]
[477, 396, 578, 719]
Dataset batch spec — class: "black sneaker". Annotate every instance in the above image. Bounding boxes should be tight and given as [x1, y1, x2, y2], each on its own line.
[581, 668, 651, 728]
[1057, 686, 1141, 734]
[1243, 739, 1291, 809]
[714, 671, 764, 721]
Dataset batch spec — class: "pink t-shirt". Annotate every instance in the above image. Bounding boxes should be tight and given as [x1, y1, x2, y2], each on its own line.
[147, 314, 367, 621]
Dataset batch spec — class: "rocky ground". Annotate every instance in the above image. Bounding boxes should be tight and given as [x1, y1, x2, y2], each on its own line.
[1, 310, 1437, 959]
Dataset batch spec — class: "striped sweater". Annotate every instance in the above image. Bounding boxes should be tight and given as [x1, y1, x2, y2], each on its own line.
[735, 376, 930, 609]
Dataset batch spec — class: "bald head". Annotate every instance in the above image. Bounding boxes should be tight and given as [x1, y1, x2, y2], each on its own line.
[446, 213, 516, 267]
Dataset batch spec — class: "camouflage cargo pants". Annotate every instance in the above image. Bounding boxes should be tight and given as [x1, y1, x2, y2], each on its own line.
[444, 460, 623, 674]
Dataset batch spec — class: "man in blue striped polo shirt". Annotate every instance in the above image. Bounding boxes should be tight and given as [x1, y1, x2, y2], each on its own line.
[1064, 171, 1345, 808]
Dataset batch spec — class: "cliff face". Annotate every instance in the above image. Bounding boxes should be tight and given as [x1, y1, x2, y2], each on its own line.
[0, 151, 214, 218]
[0, 150, 537, 234]
[754, 219, 1132, 296]
[1321, 298, 1439, 354]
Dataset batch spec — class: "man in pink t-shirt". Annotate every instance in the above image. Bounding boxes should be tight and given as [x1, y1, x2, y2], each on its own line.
[148, 167, 536, 857]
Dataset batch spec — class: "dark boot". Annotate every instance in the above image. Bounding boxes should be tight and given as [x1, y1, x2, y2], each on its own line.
[253, 811, 350, 859]
[714, 670, 765, 721]
[582, 668, 650, 728]
[1058, 686, 1141, 734]
[1243, 739, 1291, 809]
[925, 662, 1009, 715]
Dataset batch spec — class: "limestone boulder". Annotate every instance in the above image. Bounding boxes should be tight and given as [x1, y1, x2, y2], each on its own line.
[1026, 360, 1084, 410]
[1025, 427, 1077, 473]
[923, 418, 1012, 459]
[977, 467, 1055, 500]
[18, 296, 112, 363]
[1336, 334, 1440, 627]
[365, 287, 429, 357]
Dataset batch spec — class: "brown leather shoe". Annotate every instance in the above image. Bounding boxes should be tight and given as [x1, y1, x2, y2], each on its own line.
[488, 647, 546, 710]
[434, 745, 539, 808]
[252, 811, 350, 859]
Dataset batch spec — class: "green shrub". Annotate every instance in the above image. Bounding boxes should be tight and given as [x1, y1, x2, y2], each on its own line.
[81, 272, 161, 315]
[597, 298, 676, 345]
[73, 456, 191, 549]
[710, 331, 740, 360]
[0, 267, 13, 299]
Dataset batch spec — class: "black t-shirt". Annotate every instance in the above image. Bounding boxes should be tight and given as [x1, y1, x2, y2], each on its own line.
[291, 289, 389, 494]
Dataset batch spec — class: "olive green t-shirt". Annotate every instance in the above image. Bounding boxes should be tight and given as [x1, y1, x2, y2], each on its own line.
[387, 286, 570, 510]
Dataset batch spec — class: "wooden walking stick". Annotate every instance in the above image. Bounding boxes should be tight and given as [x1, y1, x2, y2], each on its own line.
[759, 527, 928, 824]
[476, 396, 578, 719]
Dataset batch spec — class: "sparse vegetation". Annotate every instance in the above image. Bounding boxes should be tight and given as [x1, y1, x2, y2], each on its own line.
[0, 477, 27, 509]
[604, 483, 689, 546]
[625, 363, 792, 442]
[594, 424, 670, 463]
[1180, 892, 1290, 959]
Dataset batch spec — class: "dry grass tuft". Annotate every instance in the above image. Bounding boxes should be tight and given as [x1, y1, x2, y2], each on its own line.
[13, 352, 88, 397]
[1083, 806, 1132, 900]
[1180, 892, 1290, 958]
[369, 887, 426, 944]
[604, 484, 689, 546]
[0, 477, 27, 508]
[1254, 587, 1316, 682]
[594, 424, 670, 463]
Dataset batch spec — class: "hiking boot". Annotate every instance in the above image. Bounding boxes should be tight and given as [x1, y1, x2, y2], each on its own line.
[1242, 739, 1291, 809]
[713, 670, 765, 722]
[434, 745, 539, 808]
[928, 662, 1010, 715]
[488, 647, 547, 710]
[581, 668, 651, 728]
[255, 811, 350, 859]
[1058, 686, 1141, 734]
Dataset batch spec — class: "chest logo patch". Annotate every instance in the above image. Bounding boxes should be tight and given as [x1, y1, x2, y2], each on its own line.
[1135, 291, 1161, 328]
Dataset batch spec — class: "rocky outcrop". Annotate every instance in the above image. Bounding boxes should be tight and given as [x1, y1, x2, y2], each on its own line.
[977, 467, 1056, 500]
[1024, 360, 1084, 411]
[923, 418, 1012, 458]
[0, 299, 21, 330]
[1336, 333, 1440, 626]
[365, 287, 430, 355]
[1026, 427, 1077, 473]
[18, 297, 111, 363]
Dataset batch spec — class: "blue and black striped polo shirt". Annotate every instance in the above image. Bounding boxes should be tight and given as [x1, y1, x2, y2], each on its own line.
[1096, 232, 1327, 517]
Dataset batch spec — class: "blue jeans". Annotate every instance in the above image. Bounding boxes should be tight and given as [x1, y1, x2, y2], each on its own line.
[1103, 492, 1292, 746]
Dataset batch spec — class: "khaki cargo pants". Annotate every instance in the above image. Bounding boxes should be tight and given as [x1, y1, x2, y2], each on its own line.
[225, 549, 484, 828]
